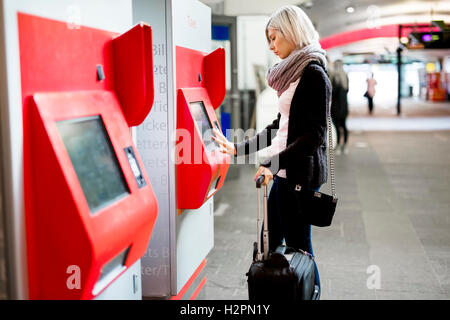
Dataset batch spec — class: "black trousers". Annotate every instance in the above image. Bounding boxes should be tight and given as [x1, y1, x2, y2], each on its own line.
[332, 117, 348, 145]
[367, 96, 374, 114]
[265, 175, 321, 288]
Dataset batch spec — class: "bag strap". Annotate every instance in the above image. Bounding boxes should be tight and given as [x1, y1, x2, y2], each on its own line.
[319, 62, 337, 199]
[293, 102, 337, 199]
[327, 102, 337, 200]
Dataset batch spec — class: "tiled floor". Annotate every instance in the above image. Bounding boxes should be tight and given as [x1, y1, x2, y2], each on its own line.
[203, 122, 450, 300]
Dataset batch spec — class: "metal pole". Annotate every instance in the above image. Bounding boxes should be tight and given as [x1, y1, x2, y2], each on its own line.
[397, 25, 402, 116]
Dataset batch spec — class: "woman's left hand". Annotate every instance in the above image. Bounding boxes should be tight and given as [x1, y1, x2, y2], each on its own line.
[255, 166, 273, 186]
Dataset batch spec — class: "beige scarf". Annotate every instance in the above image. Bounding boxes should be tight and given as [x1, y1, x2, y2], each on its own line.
[267, 43, 327, 97]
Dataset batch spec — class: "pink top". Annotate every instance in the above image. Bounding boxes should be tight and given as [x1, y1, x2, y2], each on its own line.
[367, 77, 377, 98]
[270, 79, 300, 178]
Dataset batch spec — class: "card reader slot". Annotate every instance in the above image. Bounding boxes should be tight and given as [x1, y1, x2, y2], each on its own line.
[92, 246, 130, 296]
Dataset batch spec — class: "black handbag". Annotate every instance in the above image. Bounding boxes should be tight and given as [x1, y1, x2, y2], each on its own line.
[293, 107, 338, 227]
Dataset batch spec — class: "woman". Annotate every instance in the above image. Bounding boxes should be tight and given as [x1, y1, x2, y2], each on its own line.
[331, 59, 349, 155]
[365, 72, 377, 114]
[212, 5, 330, 291]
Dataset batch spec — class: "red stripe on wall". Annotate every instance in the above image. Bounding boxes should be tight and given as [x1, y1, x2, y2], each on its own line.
[320, 24, 398, 50]
[169, 259, 206, 300]
[319, 23, 442, 50]
[189, 276, 207, 300]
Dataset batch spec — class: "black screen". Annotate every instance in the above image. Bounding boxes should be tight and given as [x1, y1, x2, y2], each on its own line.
[190, 101, 219, 153]
[57, 116, 129, 214]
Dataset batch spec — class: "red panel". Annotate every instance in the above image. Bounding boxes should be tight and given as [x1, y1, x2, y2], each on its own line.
[24, 96, 93, 299]
[18, 13, 158, 299]
[25, 91, 158, 299]
[19, 13, 155, 127]
[175, 46, 229, 209]
[113, 23, 154, 126]
[176, 88, 230, 209]
[176, 46, 206, 89]
[204, 48, 226, 109]
[176, 46, 226, 110]
[18, 13, 116, 100]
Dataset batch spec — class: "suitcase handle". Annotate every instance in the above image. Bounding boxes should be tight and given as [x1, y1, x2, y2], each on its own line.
[256, 175, 269, 261]
[255, 174, 265, 188]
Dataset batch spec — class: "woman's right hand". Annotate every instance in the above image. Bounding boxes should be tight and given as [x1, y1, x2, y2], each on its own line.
[212, 128, 236, 156]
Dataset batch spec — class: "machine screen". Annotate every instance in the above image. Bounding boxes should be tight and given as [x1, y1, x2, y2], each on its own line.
[57, 116, 129, 213]
[190, 101, 219, 153]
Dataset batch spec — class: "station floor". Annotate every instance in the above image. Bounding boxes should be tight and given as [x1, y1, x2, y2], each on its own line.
[203, 99, 450, 300]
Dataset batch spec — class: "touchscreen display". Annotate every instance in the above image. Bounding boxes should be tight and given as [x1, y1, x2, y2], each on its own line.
[190, 101, 219, 153]
[57, 116, 129, 213]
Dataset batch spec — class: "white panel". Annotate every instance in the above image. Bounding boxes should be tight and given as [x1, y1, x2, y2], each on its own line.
[223, 0, 301, 16]
[173, 0, 211, 52]
[95, 260, 142, 300]
[175, 197, 214, 293]
[0, 0, 132, 299]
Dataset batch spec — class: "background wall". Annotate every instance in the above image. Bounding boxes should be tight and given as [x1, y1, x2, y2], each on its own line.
[237, 15, 275, 90]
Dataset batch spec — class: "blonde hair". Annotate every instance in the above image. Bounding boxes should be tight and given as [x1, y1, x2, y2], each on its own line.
[333, 59, 348, 91]
[265, 5, 319, 48]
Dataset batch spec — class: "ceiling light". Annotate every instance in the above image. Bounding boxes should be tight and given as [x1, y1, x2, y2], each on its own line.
[346, 6, 355, 13]
[400, 37, 409, 44]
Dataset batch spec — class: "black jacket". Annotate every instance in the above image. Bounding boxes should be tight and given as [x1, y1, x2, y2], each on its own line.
[331, 75, 349, 120]
[235, 62, 331, 189]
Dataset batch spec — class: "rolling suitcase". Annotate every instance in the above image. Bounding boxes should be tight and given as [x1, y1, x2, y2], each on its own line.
[246, 175, 320, 301]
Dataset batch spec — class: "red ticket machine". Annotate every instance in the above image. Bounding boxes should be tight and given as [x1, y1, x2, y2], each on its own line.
[176, 46, 229, 209]
[20, 14, 158, 299]
[427, 72, 446, 101]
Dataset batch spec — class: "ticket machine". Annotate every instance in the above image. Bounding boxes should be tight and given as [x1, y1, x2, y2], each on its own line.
[20, 14, 158, 299]
[133, 0, 228, 299]
[176, 46, 230, 209]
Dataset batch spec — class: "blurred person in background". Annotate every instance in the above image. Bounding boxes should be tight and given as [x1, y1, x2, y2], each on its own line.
[330, 59, 349, 155]
[365, 72, 377, 115]
[212, 5, 331, 292]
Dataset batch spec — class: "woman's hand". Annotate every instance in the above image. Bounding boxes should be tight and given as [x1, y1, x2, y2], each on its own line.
[212, 128, 236, 156]
[255, 166, 273, 186]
